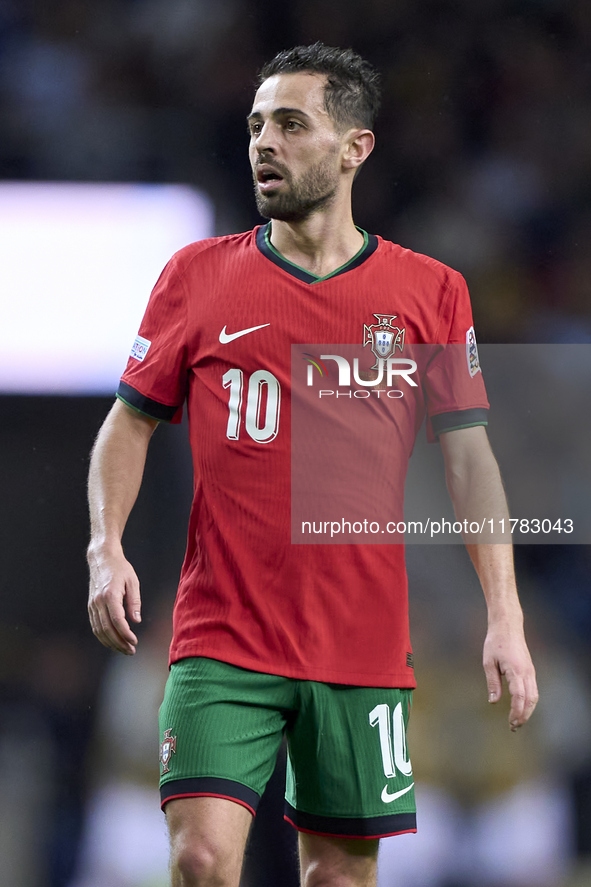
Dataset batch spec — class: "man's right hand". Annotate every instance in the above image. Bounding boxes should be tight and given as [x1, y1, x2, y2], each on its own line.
[87, 543, 142, 655]
[86, 399, 158, 654]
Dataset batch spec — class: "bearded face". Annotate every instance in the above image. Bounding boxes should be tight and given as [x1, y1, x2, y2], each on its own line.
[248, 73, 347, 224]
[253, 148, 340, 222]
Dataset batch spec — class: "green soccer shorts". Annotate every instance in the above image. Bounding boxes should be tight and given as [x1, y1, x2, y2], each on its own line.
[158, 656, 416, 839]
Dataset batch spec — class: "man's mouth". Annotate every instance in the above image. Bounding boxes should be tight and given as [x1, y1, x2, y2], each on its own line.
[256, 165, 286, 192]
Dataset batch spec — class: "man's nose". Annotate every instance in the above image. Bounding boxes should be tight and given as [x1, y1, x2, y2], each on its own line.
[254, 121, 277, 154]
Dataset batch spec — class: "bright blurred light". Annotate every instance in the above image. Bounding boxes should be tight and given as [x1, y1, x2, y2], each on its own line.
[0, 182, 213, 394]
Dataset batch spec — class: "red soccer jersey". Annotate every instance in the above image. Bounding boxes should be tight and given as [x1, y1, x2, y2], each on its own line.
[118, 226, 489, 688]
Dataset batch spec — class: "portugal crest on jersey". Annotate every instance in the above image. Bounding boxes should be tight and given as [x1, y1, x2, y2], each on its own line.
[159, 728, 177, 774]
[363, 314, 405, 369]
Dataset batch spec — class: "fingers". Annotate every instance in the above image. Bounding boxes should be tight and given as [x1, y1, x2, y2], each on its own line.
[505, 668, 539, 731]
[484, 661, 503, 705]
[125, 571, 142, 624]
[485, 659, 538, 731]
[89, 590, 138, 655]
[483, 628, 538, 731]
[108, 594, 139, 653]
[506, 673, 527, 730]
[88, 559, 141, 655]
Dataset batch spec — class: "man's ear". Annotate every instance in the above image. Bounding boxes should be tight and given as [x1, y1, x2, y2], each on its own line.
[342, 129, 375, 172]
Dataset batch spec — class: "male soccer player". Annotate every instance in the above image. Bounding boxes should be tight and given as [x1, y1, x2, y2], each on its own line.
[87, 43, 538, 887]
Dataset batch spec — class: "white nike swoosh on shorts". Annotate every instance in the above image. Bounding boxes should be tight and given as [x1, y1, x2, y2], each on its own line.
[219, 323, 270, 343]
[381, 782, 414, 804]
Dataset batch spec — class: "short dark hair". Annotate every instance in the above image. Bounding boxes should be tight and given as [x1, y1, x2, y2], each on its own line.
[258, 42, 381, 131]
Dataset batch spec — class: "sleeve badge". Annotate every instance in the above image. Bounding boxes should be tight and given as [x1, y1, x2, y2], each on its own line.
[466, 326, 481, 377]
[130, 335, 151, 362]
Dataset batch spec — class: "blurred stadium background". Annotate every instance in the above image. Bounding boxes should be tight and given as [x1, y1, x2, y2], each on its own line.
[1, 1, 590, 885]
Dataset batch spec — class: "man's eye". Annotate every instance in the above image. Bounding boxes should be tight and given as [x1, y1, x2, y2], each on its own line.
[285, 120, 300, 130]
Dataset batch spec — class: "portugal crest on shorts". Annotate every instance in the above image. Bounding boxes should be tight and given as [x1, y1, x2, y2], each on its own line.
[363, 314, 405, 369]
[159, 728, 177, 774]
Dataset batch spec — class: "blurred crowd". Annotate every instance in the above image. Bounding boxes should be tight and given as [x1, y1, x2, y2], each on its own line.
[1, 0, 591, 344]
[1, 0, 590, 885]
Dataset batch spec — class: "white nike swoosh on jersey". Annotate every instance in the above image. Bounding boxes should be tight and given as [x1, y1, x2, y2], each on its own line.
[219, 323, 270, 344]
[381, 782, 414, 804]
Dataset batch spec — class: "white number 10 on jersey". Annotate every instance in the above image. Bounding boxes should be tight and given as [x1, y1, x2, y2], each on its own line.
[222, 368, 281, 443]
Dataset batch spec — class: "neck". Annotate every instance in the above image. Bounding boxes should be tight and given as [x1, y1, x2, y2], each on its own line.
[268, 199, 363, 278]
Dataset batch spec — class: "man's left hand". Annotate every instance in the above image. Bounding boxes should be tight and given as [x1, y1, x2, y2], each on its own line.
[483, 623, 539, 730]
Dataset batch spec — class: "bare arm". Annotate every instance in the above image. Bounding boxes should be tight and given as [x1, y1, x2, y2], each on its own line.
[87, 398, 158, 654]
[440, 425, 539, 730]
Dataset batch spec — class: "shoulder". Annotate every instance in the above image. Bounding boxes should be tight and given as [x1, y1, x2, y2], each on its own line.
[375, 236, 466, 290]
[168, 229, 257, 276]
